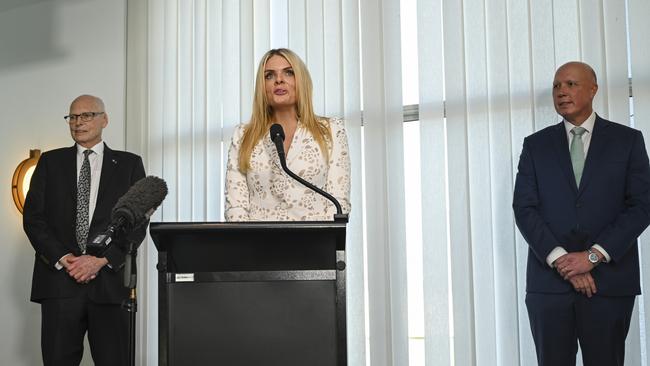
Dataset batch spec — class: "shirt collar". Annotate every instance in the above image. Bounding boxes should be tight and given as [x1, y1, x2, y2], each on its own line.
[563, 111, 596, 135]
[76, 141, 104, 156]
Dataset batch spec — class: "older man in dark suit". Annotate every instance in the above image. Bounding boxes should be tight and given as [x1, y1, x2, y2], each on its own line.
[513, 62, 650, 366]
[23, 95, 146, 366]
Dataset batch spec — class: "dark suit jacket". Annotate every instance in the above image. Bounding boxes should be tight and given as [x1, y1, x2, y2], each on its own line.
[513, 115, 650, 296]
[23, 143, 146, 304]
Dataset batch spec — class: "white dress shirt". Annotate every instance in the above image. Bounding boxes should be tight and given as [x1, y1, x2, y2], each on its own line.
[77, 142, 104, 225]
[546, 112, 611, 267]
[56, 142, 104, 269]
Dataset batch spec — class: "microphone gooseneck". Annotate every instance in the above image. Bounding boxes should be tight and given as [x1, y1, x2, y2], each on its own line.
[269, 123, 346, 221]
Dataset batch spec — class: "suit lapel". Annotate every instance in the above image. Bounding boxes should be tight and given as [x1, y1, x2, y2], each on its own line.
[577, 116, 610, 196]
[65, 145, 78, 201]
[93, 143, 117, 227]
[551, 122, 579, 193]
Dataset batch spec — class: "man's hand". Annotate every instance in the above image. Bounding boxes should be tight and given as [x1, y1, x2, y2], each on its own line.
[568, 272, 597, 297]
[66, 255, 108, 284]
[59, 254, 74, 269]
[554, 251, 593, 279]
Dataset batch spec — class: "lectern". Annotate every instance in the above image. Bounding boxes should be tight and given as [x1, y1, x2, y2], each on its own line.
[149, 221, 347, 366]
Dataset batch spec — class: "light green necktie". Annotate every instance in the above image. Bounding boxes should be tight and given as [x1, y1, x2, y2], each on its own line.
[570, 127, 587, 185]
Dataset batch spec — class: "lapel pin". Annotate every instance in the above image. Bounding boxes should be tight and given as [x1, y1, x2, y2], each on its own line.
[112, 159, 117, 164]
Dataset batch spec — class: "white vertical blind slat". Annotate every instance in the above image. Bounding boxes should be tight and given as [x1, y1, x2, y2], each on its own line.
[206, 0, 223, 220]
[288, 0, 306, 61]
[464, 0, 497, 364]
[221, 0, 241, 139]
[602, 0, 631, 125]
[270, 0, 289, 48]
[323, 0, 342, 116]
[360, 0, 391, 363]
[359, 0, 408, 364]
[552, 0, 580, 65]
[442, 0, 474, 364]
[178, 0, 193, 221]
[306, 0, 325, 115]
[144, 2, 166, 364]
[486, 0, 520, 364]
[239, 0, 254, 123]
[578, 0, 608, 118]
[253, 0, 270, 65]
[529, 1, 557, 131]
[504, 1, 537, 363]
[341, 0, 366, 364]
[192, 0, 207, 220]
[162, 0, 179, 220]
[382, 0, 409, 362]
[148, 0, 165, 193]
[418, 0, 452, 364]
[627, 303, 643, 366]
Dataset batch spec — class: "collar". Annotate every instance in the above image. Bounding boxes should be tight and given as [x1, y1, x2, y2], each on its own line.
[563, 111, 596, 135]
[76, 141, 104, 156]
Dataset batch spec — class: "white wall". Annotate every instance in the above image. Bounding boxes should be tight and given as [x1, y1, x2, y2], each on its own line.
[0, 0, 127, 364]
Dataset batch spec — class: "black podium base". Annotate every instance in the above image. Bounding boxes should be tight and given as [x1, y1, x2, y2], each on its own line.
[151, 222, 348, 366]
[168, 279, 336, 365]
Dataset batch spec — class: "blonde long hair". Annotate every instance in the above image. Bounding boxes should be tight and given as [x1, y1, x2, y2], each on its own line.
[238, 48, 331, 172]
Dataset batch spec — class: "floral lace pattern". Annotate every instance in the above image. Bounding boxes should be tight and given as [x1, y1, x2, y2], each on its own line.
[225, 117, 351, 221]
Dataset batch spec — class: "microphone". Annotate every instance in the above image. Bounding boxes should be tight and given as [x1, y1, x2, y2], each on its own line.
[270, 124, 287, 162]
[270, 123, 347, 222]
[86, 176, 168, 256]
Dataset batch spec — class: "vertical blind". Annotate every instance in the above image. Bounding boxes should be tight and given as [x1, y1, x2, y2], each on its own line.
[131, 0, 650, 365]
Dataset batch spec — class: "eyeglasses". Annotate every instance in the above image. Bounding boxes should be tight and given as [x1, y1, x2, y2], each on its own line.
[64, 112, 104, 123]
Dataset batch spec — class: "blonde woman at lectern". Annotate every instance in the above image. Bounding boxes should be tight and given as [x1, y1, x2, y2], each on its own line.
[225, 48, 351, 221]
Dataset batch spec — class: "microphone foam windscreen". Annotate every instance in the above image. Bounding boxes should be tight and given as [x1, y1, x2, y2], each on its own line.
[111, 176, 168, 225]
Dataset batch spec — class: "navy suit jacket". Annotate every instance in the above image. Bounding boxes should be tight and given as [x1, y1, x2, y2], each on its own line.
[23, 143, 146, 303]
[513, 115, 650, 296]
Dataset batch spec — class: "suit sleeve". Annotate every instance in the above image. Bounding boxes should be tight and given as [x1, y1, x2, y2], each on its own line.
[595, 131, 650, 262]
[512, 138, 563, 263]
[23, 153, 70, 269]
[102, 155, 146, 269]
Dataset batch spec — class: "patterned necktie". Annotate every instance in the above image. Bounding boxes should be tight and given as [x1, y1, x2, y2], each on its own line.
[570, 127, 587, 186]
[76, 149, 92, 253]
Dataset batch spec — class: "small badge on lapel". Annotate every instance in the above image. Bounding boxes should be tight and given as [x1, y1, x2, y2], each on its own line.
[111, 159, 117, 164]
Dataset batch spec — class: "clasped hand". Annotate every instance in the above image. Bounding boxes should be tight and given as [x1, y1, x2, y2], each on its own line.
[554, 252, 596, 297]
[61, 255, 108, 284]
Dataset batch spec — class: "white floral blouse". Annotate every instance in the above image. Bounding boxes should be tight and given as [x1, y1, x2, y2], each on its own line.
[225, 117, 351, 221]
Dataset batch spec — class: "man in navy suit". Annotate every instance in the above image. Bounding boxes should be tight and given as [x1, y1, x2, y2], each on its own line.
[513, 62, 650, 366]
[23, 95, 146, 366]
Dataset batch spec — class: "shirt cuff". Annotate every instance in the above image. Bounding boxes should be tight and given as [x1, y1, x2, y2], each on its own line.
[546, 246, 568, 268]
[592, 244, 610, 263]
[55, 254, 71, 270]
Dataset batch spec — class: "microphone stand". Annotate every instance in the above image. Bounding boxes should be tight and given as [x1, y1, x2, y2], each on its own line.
[122, 240, 138, 366]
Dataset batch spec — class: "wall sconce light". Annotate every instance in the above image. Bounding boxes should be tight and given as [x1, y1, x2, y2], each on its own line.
[12, 149, 41, 214]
